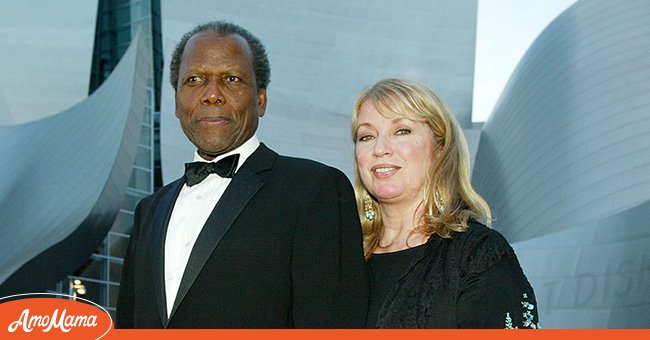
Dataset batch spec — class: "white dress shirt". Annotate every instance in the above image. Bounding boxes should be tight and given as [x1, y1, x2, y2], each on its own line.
[164, 135, 260, 317]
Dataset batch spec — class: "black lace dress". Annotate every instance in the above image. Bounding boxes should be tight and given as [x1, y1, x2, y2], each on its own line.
[366, 222, 540, 328]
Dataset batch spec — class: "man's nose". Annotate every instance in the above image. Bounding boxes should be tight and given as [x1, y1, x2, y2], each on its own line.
[201, 80, 224, 105]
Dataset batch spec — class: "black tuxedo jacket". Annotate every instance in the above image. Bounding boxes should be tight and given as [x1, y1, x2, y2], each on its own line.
[116, 144, 369, 328]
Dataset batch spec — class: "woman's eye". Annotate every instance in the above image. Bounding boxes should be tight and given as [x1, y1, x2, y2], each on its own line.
[396, 128, 411, 135]
[358, 135, 374, 142]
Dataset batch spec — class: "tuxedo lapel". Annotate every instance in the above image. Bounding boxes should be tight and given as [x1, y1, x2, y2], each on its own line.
[168, 144, 276, 320]
[149, 179, 184, 328]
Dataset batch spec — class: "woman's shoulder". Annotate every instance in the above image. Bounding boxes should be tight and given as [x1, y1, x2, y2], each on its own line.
[452, 221, 518, 276]
[457, 221, 511, 243]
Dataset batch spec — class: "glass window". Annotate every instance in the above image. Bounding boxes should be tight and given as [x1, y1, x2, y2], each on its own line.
[135, 145, 152, 169]
[75, 280, 104, 307]
[139, 125, 151, 145]
[109, 285, 121, 310]
[128, 167, 152, 192]
[122, 191, 147, 212]
[111, 211, 134, 234]
[109, 235, 130, 262]
[110, 262, 124, 285]
[143, 108, 152, 125]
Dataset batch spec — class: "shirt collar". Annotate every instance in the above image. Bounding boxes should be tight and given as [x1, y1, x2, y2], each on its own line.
[192, 135, 260, 173]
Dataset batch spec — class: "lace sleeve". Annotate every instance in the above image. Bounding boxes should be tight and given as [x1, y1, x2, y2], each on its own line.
[455, 229, 540, 329]
[505, 293, 540, 329]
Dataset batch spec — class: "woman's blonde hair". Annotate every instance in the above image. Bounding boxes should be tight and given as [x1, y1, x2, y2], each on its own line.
[351, 78, 492, 258]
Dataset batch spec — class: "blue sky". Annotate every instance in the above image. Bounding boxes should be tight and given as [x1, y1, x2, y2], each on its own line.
[472, 0, 577, 122]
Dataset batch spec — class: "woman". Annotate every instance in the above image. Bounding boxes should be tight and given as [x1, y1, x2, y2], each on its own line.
[352, 78, 539, 328]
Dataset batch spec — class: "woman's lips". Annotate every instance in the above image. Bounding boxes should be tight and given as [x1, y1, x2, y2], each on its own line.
[371, 165, 400, 178]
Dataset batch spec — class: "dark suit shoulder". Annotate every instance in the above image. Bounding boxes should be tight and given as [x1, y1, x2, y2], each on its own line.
[135, 178, 183, 216]
[272, 154, 349, 183]
[144, 179, 181, 200]
[275, 154, 340, 172]
[261, 153, 355, 204]
[250, 143, 348, 180]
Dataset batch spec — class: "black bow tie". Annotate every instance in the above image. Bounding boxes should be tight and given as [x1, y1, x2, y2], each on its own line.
[184, 154, 240, 187]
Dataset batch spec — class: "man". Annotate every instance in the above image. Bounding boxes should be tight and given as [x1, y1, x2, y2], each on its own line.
[116, 21, 369, 328]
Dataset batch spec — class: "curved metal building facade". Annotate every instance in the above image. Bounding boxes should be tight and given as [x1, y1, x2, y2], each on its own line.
[0, 30, 153, 296]
[472, 0, 650, 327]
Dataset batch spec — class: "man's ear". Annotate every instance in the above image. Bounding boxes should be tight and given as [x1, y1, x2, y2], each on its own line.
[257, 88, 267, 117]
[174, 91, 181, 118]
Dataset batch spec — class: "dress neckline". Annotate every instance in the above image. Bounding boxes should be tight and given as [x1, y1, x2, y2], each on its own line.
[371, 243, 426, 257]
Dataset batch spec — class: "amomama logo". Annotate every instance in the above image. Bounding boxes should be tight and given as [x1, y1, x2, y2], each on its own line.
[0, 293, 113, 339]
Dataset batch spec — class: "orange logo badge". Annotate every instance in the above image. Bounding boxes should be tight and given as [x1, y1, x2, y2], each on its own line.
[0, 293, 113, 339]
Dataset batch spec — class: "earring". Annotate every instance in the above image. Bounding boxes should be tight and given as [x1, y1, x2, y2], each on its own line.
[435, 191, 445, 213]
[363, 195, 376, 221]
